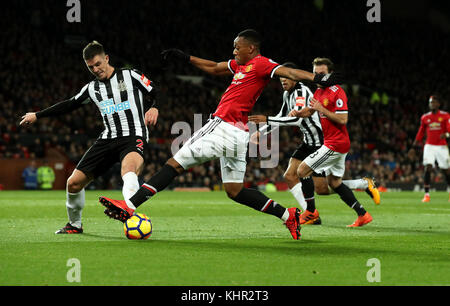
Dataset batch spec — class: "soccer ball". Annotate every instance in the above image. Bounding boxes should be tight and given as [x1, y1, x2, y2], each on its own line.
[123, 213, 152, 240]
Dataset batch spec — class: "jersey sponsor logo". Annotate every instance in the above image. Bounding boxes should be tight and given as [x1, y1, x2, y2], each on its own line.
[140, 74, 151, 87]
[231, 72, 246, 85]
[429, 122, 441, 130]
[99, 98, 131, 115]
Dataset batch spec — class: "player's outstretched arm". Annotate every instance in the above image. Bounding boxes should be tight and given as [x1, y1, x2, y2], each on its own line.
[274, 66, 343, 87]
[189, 56, 232, 76]
[161, 48, 231, 76]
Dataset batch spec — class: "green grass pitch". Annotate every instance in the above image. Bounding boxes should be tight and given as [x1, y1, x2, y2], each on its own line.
[0, 190, 449, 286]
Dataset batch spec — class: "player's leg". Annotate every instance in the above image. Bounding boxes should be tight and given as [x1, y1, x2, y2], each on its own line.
[327, 166, 372, 227]
[283, 157, 309, 211]
[320, 177, 381, 205]
[422, 164, 433, 202]
[100, 118, 222, 221]
[55, 169, 93, 234]
[422, 144, 435, 202]
[434, 145, 450, 201]
[223, 176, 300, 240]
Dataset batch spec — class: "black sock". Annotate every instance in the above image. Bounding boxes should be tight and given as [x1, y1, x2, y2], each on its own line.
[424, 169, 431, 193]
[233, 188, 286, 219]
[130, 164, 179, 208]
[333, 183, 367, 216]
[301, 176, 316, 212]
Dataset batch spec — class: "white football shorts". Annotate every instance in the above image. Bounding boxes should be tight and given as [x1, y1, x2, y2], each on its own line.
[303, 145, 347, 177]
[423, 144, 449, 169]
[173, 117, 249, 183]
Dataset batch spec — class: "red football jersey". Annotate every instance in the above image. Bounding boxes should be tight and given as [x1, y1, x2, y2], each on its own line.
[415, 110, 450, 146]
[213, 55, 281, 129]
[313, 85, 350, 153]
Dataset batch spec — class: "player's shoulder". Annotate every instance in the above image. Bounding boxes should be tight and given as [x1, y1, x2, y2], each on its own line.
[421, 111, 432, 119]
[253, 55, 279, 65]
[438, 110, 449, 115]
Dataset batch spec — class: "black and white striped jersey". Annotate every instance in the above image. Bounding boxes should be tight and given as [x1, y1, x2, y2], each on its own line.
[261, 82, 323, 147]
[76, 68, 155, 140]
[37, 68, 156, 141]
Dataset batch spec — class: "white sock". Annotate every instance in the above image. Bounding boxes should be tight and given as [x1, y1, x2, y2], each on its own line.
[66, 188, 85, 229]
[343, 179, 368, 190]
[289, 182, 307, 211]
[122, 172, 139, 210]
[328, 179, 369, 194]
[281, 209, 290, 222]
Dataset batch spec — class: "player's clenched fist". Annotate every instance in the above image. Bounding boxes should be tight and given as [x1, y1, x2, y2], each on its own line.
[20, 112, 37, 126]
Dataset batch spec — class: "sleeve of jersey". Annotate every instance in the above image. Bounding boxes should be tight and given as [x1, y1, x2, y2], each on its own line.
[130, 69, 160, 109]
[257, 58, 282, 79]
[228, 59, 238, 74]
[415, 117, 426, 142]
[35, 84, 90, 119]
[334, 88, 348, 114]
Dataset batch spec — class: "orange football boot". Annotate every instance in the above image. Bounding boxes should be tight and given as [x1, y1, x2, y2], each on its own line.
[421, 194, 430, 203]
[347, 212, 373, 227]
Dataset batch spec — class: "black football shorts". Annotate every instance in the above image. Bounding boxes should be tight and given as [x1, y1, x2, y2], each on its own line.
[291, 143, 325, 177]
[76, 136, 147, 178]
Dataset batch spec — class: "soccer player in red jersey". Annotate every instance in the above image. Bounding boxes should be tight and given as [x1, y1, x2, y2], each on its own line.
[289, 58, 372, 227]
[410, 95, 450, 202]
[99, 29, 342, 240]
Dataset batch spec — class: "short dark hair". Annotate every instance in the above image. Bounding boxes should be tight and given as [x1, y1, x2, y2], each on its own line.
[83, 41, 105, 60]
[312, 57, 334, 72]
[237, 29, 262, 50]
[429, 94, 441, 103]
[282, 62, 298, 69]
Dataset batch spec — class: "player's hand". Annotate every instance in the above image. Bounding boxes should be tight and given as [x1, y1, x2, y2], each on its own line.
[161, 48, 190, 63]
[20, 112, 37, 126]
[248, 115, 267, 124]
[309, 97, 325, 112]
[250, 131, 260, 145]
[288, 109, 301, 118]
[313, 71, 344, 87]
[145, 107, 159, 126]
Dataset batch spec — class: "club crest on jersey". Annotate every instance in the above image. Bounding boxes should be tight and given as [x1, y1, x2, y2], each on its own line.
[245, 64, 253, 72]
[118, 80, 127, 92]
[323, 98, 329, 107]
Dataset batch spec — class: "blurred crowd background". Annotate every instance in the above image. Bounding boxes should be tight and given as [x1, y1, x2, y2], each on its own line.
[1, 0, 450, 190]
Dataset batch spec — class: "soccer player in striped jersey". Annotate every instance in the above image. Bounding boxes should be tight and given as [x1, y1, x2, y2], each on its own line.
[99, 29, 342, 240]
[20, 41, 160, 234]
[249, 62, 380, 225]
[289, 58, 373, 227]
[409, 95, 450, 202]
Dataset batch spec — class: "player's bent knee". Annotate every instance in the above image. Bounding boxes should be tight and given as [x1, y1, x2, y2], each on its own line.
[283, 171, 298, 185]
[166, 158, 185, 174]
[224, 183, 244, 199]
[67, 178, 84, 194]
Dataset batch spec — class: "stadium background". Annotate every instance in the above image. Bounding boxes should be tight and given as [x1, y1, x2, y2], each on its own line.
[1, 0, 449, 191]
